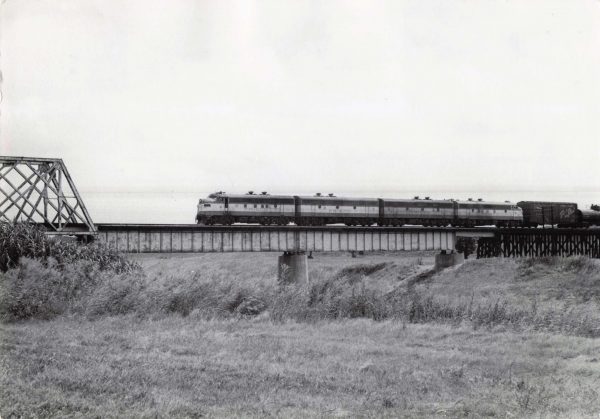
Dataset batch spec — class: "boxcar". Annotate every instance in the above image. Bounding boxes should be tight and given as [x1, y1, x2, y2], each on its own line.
[517, 201, 579, 226]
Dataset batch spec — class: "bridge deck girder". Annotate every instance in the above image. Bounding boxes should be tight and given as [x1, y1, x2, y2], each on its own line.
[96, 225, 466, 253]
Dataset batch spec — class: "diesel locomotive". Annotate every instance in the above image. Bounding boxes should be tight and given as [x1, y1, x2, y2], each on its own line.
[196, 191, 534, 227]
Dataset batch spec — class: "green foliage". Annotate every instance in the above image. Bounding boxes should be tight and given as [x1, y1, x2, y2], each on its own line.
[0, 222, 141, 321]
[0, 223, 48, 272]
[47, 240, 140, 274]
[84, 271, 146, 317]
[0, 258, 85, 320]
[0, 222, 139, 273]
[0, 257, 143, 321]
[455, 237, 477, 259]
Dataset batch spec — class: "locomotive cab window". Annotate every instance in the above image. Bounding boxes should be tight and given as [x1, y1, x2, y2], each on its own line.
[203, 204, 211, 207]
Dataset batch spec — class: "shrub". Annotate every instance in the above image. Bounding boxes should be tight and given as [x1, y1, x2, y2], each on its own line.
[338, 286, 388, 320]
[0, 222, 139, 274]
[0, 223, 141, 321]
[0, 258, 99, 320]
[270, 286, 312, 322]
[84, 272, 146, 317]
[0, 223, 48, 272]
[455, 237, 477, 259]
[235, 295, 267, 316]
[47, 240, 140, 274]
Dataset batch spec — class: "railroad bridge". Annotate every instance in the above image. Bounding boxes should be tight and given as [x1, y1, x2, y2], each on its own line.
[94, 224, 600, 282]
[0, 156, 95, 234]
[95, 224, 600, 257]
[2, 156, 600, 282]
[95, 224, 484, 254]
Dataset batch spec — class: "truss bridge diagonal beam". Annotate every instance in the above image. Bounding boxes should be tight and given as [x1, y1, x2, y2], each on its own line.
[0, 156, 96, 234]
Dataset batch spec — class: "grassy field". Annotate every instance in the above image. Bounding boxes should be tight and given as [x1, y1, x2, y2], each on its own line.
[2, 251, 600, 417]
[3, 316, 600, 418]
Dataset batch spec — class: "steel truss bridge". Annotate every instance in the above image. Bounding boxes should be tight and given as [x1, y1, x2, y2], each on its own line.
[1, 156, 599, 258]
[0, 157, 95, 234]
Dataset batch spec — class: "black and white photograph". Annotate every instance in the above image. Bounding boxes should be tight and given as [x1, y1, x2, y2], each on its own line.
[1, 1, 600, 417]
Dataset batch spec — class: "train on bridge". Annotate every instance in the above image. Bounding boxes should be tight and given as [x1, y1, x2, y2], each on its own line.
[196, 192, 600, 228]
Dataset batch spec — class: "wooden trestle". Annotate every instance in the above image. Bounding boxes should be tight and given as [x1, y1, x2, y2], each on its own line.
[477, 229, 600, 258]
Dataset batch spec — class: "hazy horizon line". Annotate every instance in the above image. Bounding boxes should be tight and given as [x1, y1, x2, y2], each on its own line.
[80, 187, 600, 195]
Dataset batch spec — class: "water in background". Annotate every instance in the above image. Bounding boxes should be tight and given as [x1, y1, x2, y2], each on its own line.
[84, 190, 600, 224]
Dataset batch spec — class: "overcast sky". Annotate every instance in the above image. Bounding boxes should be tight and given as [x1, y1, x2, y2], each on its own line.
[1, 0, 599, 195]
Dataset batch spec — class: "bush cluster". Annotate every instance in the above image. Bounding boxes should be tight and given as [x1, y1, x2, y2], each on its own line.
[0, 222, 139, 273]
[0, 223, 141, 320]
[0, 222, 48, 272]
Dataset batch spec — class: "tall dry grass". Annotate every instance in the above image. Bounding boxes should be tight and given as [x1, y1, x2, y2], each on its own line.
[2, 223, 600, 338]
[0, 223, 141, 320]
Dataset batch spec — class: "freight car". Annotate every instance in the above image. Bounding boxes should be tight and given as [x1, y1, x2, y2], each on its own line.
[518, 201, 600, 227]
[196, 192, 523, 227]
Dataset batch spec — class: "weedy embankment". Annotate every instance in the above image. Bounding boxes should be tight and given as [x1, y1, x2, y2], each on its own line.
[2, 223, 600, 338]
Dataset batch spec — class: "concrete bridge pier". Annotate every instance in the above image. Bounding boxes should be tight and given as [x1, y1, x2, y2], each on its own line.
[278, 251, 309, 285]
[434, 250, 464, 270]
